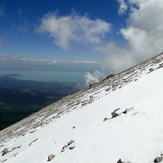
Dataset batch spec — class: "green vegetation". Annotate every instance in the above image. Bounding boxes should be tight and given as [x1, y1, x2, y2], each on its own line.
[0, 89, 65, 130]
[0, 75, 80, 130]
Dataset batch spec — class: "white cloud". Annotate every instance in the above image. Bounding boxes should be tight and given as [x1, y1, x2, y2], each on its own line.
[36, 1, 163, 85]
[85, 0, 163, 84]
[121, 0, 163, 61]
[117, 0, 128, 15]
[36, 12, 111, 49]
[129, 0, 163, 31]
[96, 43, 135, 73]
[97, 0, 163, 74]
[84, 70, 105, 86]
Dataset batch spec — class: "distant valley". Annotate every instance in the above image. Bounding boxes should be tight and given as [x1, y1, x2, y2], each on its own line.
[0, 75, 80, 130]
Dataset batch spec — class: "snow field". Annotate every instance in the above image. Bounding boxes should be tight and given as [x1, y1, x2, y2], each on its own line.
[1, 65, 163, 163]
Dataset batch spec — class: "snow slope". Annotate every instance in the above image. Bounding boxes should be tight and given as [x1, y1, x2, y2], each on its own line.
[1, 53, 163, 163]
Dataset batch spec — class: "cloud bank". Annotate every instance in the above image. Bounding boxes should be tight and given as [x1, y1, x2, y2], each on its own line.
[86, 0, 163, 85]
[99, 0, 163, 74]
[36, 1, 163, 85]
[36, 12, 111, 49]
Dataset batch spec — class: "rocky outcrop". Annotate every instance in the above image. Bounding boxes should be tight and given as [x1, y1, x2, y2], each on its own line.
[111, 108, 121, 118]
[61, 140, 75, 152]
[67, 140, 75, 146]
[69, 146, 75, 150]
[103, 117, 108, 121]
[154, 156, 163, 163]
[48, 154, 55, 161]
[28, 138, 38, 146]
[1, 148, 9, 156]
[122, 108, 132, 114]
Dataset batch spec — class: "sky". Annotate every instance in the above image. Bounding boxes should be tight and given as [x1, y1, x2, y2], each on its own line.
[0, 0, 123, 61]
[1, 0, 163, 83]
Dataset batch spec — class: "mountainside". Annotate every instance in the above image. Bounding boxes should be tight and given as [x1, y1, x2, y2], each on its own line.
[0, 76, 79, 130]
[1, 52, 163, 163]
[0, 75, 78, 94]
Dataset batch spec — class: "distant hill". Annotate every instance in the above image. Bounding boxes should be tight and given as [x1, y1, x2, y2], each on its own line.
[0, 75, 79, 94]
[0, 75, 80, 130]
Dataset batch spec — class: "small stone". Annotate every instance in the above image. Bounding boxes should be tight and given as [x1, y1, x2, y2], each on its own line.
[154, 157, 163, 163]
[1, 159, 7, 162]
[10, 147, 16, 152]
[117, 159, 123, 163]
[111, 112, 121, 118]
[14, 153, 18, 157]
[111, 108, 121, 118]
[123, 108, 132, 114]
[61, 144, 68, 152]
[1, 148, 9, 156]
[69, 146, 75, 150]
[61, 149, 64, 153]
[48, 154, 55, 161]
[103, 117, 108, 121]
[67, 140, 75, 146]
[149, 68, 154, 72]
[62, 144, 68, 149]
[28, 138, 38, 146]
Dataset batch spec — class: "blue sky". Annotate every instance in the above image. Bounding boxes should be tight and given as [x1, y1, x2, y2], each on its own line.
[1, 0, 163, 83]
[0, 0, 126, 61]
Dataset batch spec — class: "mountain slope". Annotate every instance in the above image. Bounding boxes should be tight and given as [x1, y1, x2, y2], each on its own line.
[0, 75, 79, 131]
[1, 53, 163, 163]
[0, 75, 78, 94]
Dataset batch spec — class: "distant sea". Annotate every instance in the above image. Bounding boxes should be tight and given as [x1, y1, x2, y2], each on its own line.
[0, 71, 86, 83]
